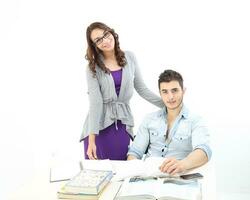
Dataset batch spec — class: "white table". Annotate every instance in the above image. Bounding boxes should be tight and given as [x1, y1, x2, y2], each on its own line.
[8, 159, 216, 200]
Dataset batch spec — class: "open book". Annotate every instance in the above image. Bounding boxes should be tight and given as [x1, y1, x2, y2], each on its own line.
[112, 157, 177, 181]
[81, 157, 177, 181]
[115, 177, 201, 200]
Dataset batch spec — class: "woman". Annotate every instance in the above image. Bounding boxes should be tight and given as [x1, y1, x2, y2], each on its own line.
[80, 22, 163, 160]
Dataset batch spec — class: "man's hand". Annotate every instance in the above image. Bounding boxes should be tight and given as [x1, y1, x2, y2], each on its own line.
[159, 157, 187, 175]
[160, 149, 208, 175]
[127, 155, 137, 160]
[87, 134, 98, 160]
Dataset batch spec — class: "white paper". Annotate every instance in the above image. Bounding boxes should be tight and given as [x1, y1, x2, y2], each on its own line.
[81, 159, 115, 171]
[111, 157, 173, 181]
[80, 157, 176, 182]
[50, 154, 80, 182]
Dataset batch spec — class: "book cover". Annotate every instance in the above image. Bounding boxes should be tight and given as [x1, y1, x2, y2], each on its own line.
[63, 169, 113, 195]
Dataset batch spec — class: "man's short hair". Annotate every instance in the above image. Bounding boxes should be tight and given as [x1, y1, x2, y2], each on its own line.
[158, 69, 184, 89]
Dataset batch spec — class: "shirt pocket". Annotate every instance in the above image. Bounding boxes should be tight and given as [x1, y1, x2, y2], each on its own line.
[149, 130, 160, 143]
[173, 132, 190, 141]
[173, 120, 191, 140]
[172, 127, 191, 150]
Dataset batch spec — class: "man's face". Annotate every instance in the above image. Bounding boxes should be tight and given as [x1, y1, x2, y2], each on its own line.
[159, 81, 185, 111]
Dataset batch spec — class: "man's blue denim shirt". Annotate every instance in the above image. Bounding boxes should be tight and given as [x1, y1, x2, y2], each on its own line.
[128, 105, 212, 160]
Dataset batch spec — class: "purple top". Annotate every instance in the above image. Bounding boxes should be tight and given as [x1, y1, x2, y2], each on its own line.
[110, 69, 122, 96]
[84, 67, 130, 160]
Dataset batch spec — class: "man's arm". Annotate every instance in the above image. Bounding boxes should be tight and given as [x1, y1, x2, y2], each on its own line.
[160, 115, 211, 175]
[182, 148, 208, 169]
[126, 115, 151, 160]
[159, 149, 208, 175]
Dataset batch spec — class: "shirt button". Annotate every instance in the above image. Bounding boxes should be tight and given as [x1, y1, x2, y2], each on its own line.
[162, 149, 164, 152]
[161, 155, 164, 157]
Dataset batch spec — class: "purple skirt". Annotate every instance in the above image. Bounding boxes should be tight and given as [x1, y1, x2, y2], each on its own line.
[84, 120, 130, 160]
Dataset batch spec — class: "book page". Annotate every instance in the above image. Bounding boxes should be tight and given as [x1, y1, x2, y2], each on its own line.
[111, 160, 146, 181]
[156, 180, 201, 200]
[116, 178, 201, 200]
[117, 178, 157, 197]
[143, 157, 170, 177]
[112, 157, 172, 181]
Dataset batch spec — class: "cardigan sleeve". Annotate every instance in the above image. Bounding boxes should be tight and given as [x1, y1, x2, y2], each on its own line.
[130, 52, 164, 108]
[86, 67, 103, 135]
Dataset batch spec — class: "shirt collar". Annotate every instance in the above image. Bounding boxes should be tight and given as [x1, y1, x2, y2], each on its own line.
[160, 104, 189, 119]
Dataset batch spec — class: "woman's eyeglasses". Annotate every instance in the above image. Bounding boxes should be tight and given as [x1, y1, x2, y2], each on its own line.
[93, 31, 111, 46]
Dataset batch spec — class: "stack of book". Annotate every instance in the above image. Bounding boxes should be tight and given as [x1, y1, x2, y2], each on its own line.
[57, 169, 113, 200]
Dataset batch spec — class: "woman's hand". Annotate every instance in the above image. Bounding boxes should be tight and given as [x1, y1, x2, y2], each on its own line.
[87, 134, 98, 160]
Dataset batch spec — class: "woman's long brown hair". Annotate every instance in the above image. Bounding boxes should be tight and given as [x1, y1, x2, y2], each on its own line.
[85, 22, 127, 74]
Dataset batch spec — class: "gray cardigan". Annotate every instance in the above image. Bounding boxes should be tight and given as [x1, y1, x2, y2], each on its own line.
[80, 51, 164, 142]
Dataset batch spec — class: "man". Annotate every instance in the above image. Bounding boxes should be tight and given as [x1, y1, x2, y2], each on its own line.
[127, 69, 212, 175]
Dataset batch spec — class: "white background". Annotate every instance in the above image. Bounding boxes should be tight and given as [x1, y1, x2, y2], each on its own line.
[1, 0, 250, 199]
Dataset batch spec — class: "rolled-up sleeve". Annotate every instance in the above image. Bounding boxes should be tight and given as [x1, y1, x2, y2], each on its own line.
[127, 116, 150, 159]
[191, 117, 212, 161]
